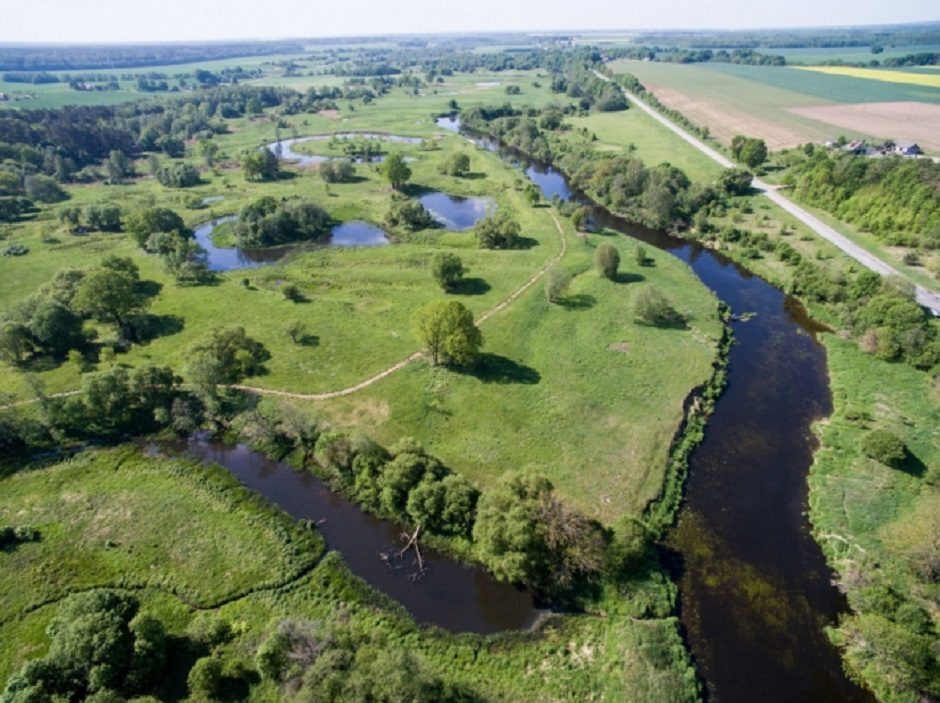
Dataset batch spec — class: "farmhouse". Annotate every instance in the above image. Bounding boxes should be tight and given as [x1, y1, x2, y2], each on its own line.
[892, 140, 922, 156]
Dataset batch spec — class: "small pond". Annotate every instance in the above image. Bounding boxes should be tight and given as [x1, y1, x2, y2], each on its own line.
[267, 133, 422, 167]
[193, 217, 390, 271]
[435, 115, 461, 133]
[330, 221, 390, 247]
[147, 435, 542, 634]
[418, 192, 494, 231]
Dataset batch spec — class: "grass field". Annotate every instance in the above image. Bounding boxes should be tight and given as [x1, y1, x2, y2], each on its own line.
[809, 336, 940, 703]
[772, 44, 940, 65]
[0, 447, 700, 701]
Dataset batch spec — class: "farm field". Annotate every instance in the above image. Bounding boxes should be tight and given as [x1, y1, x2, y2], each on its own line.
[796, 64, 940, 88]
[771, 43, 940, 65]
[612, 59, 940, 150]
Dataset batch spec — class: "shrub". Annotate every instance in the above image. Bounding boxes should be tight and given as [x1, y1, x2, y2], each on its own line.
[430, 252, 465, 291]
[595, 243, 620, 280]
[385, 194, 435, 231]
[545, 266, 571, 303]
[633, 285, 680, 326]
[861, 430, 907, 467]
[474, 212, 519, 249]
[187, 657, 224, 701]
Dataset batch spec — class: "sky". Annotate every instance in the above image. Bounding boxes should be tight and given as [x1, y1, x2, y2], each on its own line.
[2, 0, 938, 44]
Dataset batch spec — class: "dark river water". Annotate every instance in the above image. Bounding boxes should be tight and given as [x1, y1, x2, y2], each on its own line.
[149, 435, 542, 634]
[181, 122, 872, 697]
[497, 136, 870, 700]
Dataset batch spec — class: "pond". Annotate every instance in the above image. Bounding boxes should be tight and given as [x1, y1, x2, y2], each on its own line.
[193, 217, 390, 271]
[267, 132, 423, 167]
[148, 435, 542, 634]
[418, 192, 494, 231]
[435, 114, 461, 133]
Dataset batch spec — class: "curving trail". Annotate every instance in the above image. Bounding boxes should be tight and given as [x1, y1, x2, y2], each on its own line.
[1, 212, 568, 410]
[227, 210, 568, 401]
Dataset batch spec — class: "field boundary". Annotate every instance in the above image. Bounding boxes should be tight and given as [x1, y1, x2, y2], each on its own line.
[594, 68, 940, 315]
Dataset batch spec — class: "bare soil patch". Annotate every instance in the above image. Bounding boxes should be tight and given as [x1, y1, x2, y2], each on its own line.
[644, 81, 814, 149]
[785, 101, 940, 152]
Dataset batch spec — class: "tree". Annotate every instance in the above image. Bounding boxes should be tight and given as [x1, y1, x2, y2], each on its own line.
[634, 245, 648, 267]
[187, 657, 224, 701]
[0, 321, 33, 366]
[385, 194, 434, 231]
[718, 168, 753, 196]
[412, 300, 482, 368]
[72, 258, 149, 338]
[523, 183, 540, 206]
[380, 152, 411, 190]
[125, 207, 186, 248]
[287, 320, 307, 344]
[430, 252, 465, 291]
[545, 266, 571, 303]
[241, 148, 279, 181]
[473, 472, 606, 596]
[740, 139, 768, 169]
[861, 430, 907, 468]
[24, 174, 66, 203]
[185, 326, 269, 391]
[84, 205, 122, 232]
[595, 243, 620, 280]
[474, 212, 520, 249]
[633, 285, 680, 326]
[438, 152, 470, 177]
[27, 300, 84, 357]
[198, 139, 220, 167]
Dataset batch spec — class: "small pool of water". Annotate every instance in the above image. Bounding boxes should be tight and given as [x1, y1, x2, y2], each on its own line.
[200, 195, 225, 205]
[194, 217, 391, 271]
[268, 133, 422, 167]
[436, 115, 461, 133]
[418, 192, 494, 231]
[331, 221, 389, 247]
[147, 435, 542, 634]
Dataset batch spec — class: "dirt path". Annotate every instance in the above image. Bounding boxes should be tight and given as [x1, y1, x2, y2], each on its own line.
[227, 210, 568, 401]
[1, 214, 568, 411]
[592, 69, 940, 316]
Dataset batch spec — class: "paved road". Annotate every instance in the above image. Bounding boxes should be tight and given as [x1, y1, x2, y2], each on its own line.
[592, 70, 940, 316]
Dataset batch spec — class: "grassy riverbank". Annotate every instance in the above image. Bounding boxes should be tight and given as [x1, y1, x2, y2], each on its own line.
[0, 446, 700, 701]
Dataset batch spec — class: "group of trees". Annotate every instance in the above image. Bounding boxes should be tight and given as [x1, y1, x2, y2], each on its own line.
[255, 619, 470, 702]
[58, 203, 122, 232]
[185, 325, 269, 395]
[384, 193, 434, 231]
[234, 197, 332, 247]
[241, 148, 280, 181]
[437, 152, 471, 177]
[126, 206, 210, 285]
[784, 152, 940, 250]
[318, 159, 356, 183]
[154, 161, 201, 188]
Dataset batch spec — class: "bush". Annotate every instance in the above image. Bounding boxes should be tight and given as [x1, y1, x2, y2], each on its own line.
[545, 266, 571, 303]
[438, 152, 471, 177]
[595, 243, 620, 280]
[474, 212, 519, 249]
[187, 657, 224, 701]
[861, 429, 907, 467]
[430, 252, 465, 291]
[633, 285, 680, 326]
[319, 159, 356, 184]
[385, 194, 435, 231]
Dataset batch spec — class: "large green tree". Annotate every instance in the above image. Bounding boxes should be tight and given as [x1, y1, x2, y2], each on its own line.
[380, 152, 412, 189]
[412, 300, 482, 367]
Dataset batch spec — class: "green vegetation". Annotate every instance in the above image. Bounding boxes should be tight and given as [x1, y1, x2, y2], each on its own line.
[0, 46, 730, 703]
[595, 243, 620, 280]
[811, 338, 940, 703]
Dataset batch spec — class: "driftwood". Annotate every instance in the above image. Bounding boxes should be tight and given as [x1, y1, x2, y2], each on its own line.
[397, 524, 426, 576]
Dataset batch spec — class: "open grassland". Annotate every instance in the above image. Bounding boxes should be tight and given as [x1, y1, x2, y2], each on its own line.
[612, 60, 940, 150]
[0, 448, 700, 701]
[304, 227, 723, 524]
[810, 337, 940, 702]
[796, 65, 940, 88]
[565, 110, 723, 181]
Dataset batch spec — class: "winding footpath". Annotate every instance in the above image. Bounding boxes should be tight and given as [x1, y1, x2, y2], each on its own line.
[1, 211, 568, 410]
[592, 69, 940, 316]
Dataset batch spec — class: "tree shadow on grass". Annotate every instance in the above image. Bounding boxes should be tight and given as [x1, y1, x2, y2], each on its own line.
[614, 271, 644, 284]
[137, 280, 163, 298]
[135, 314, 185, 343]
[298, 334, 320, 347]
[512, 236, 539, 250]
[557, 293, 596, 310]
[470, 354, 540, 385]
[450, 277, 490, 295]
[898, 451, 928, 478]
[637, 314, 689, 331]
